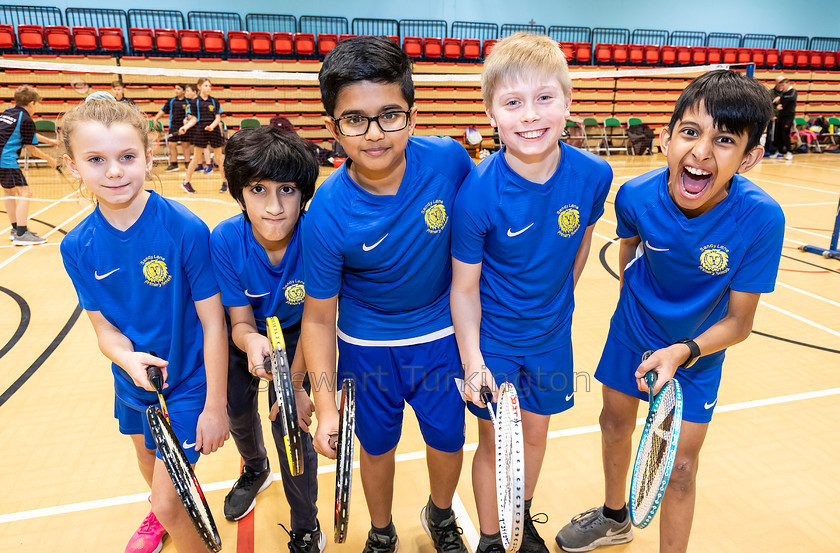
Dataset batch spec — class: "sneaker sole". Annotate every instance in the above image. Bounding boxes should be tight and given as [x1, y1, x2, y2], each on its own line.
[224, 471, 274, 521]
[419, 506, 465, 553]
[12, 239, 46, 246]
[557, 529, 633, 552]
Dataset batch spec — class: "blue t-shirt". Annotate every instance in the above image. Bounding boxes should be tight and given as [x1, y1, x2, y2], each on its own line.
[612, 167, 785, 367]
[210, 213, 305, 332]
[303, 136, 474, 343]
[60, 192, 220, 412]
[451, 142, 613, 354]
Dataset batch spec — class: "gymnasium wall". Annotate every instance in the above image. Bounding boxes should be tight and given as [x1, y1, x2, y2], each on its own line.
[13, 0, 840, 39]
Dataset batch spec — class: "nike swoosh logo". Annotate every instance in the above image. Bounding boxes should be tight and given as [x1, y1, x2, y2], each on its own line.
[362, 233, 389, 251]
[507, 223, 534, 237]
[565, 393, 573, 401]
[704, 398, 718, 410]
[244, 290, 270, 298]
[645, 240, 669, 252]
[605, 527, 627, 536]
[182, 439, 196, 449]
[94, 268, 120, 280]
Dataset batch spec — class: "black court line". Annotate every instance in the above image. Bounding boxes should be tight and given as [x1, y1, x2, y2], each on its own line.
[0, 306, 82, 409]
[781, 253, 840, 275]
[598, 236, 840, 355]
[0, 286, 30, 359]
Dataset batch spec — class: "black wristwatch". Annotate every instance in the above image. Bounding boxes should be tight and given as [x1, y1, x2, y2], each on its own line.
[674, 338, 701, 368]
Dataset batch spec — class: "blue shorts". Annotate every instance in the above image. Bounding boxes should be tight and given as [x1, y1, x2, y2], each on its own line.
[467, 342, 575, 420]
[594, 332, 723, 424]
[115, 398, 203, 464]
[337, 333, 466, 456]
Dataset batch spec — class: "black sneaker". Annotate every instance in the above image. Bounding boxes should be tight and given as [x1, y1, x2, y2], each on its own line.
[181, 182, 195, 194]
[476, 545, 505, 553]
[164, 163, 179, 172]
[520, 510, 549, 553]
[219, 182, 228, 193]
[420, 503, 467, 552]
[362, 527, 399, 553]
[281, 522, 326, 553]
[223, 465, 272, 521]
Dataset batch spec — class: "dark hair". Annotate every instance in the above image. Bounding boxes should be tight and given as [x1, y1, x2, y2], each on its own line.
[319, 35, 414, 116]
[14, 85, 40, 106]
[669, 70, 773, 152]
[223, 126, 318, 215]
[185, 83, 197, 92]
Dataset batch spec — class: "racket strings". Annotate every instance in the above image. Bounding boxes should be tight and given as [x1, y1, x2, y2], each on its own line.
[634, 387, 677, 513]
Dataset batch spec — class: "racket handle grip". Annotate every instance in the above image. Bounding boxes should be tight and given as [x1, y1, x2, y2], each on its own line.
[146, 351, 164, 392]
[263, 355, 271, 373]
[479, 385, 493, 406]
[642, 350, 656, 396]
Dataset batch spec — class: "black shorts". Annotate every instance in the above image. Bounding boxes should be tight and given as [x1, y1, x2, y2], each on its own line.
[0, 167, 27, 189]
[168, 127, 186, 143]
[190, 126, 225, 149]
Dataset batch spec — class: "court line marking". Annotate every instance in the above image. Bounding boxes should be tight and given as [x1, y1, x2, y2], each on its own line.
[780, 202, 838, 207]
[2, 385, 838, 524]
[0, 203, 91, 271]
[750, 176, 838, 195]
[0, 191, 76, 236]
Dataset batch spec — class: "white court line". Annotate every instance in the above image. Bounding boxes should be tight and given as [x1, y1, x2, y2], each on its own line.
[2, 385, 838, 524]
[776, 282, 840, 308]
[0, 204, 92, 271]
[780, 202, 838, 208]
[0, 191, 79, 236]
[758, 300, 840, 338]
[452, 491, 479, 551]
[750, 176, 839, 195]
[784, 225, 832, 240]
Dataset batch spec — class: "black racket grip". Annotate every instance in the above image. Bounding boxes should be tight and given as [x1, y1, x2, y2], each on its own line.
[479, 385, 493, 406]
[263, 355, 271, 373]
[641, 350, 657, 398]
[146, 351, 163, 392]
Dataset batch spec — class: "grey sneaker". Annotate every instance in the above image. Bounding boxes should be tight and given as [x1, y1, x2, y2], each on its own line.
[223, 465, 272, 521]
[520, 510, 549, 553]
[12, 230, 46, 245]
[420, 503, 467, 552]
[9, 229, 13, 241]
[164, 163, 179, 172]
[363, 527, 399, 553]
[555, 507, 633, 552]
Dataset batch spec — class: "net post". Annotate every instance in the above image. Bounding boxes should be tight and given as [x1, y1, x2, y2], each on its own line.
[746, 63, 755, 78]
[798, 195, 840, 260]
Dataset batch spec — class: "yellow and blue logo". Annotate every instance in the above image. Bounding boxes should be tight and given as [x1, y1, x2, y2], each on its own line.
[699, 245, 730, 275]
[557, 205, 580, 237]
[422, 200, 448, 234]
[284, 280, 305, 305]
[142, 255, 171, 287]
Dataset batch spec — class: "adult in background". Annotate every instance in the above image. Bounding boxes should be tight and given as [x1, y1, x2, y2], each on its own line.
[772, 75, 797, 160]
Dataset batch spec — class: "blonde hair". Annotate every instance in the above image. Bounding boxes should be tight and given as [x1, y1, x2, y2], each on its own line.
[14, 85, 41, 106]
[481, 32, 571, 105]
[61, 99, 150, 159]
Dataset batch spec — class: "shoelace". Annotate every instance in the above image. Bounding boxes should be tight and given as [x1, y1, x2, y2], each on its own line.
[235, 467, 263, 490]
[523, 511, 548, 547]
[138, 513, 163, 534]
[570, 507, 601, 529]
[430, 515, 465, 551]
[364, 531, 396, 553]
[279, 523, 316, 553]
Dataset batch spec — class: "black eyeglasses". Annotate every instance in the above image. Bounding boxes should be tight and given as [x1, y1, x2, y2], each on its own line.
[332, 110, 412, 137]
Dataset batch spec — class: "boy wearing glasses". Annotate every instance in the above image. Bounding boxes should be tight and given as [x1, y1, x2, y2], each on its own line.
[302, 36, 474, 553]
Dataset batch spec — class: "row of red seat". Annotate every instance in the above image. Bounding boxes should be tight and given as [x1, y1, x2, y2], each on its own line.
[588, 43, 839, 68]
[0, 24, 125, 52]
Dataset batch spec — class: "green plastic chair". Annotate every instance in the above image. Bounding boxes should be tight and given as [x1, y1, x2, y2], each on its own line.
[240, 118, 261, 129]
[582, 117, 605, 153]
[603, 117, 627, 156]
[35, 120, 56, 132]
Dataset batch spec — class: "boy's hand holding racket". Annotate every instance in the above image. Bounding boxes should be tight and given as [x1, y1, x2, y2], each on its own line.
[313, 406, 340, 459]
[244, 334, 272, 380]
[463, 361, 498, 406]
[634, 346, 683, 396]
[124, 351, 169, 391]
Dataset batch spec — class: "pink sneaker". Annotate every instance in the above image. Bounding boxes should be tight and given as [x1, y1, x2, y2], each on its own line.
[125, 509, 167, 553]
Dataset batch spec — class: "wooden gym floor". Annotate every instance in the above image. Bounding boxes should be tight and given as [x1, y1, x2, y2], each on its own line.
[0, 152, 838, 552]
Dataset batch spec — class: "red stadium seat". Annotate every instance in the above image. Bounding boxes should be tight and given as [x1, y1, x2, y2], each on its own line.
[403, 36, 422, 57]
[484, 39, 499, 58]
[463, 38, 480, 59]
[294, 33, 315, 56]
[628, 44, 644, 65]
[643, 44, 660, 64]
[559, 41, 574, 61]
[385, 35, 399, 45]
[202, 30, 225, 54]
[574, 42, 591, 64]
[272, 32, 293, 56]
[129, 28, 154, 53]
[317, 33, 337, 56]
[442, 37, 461, 59]
[751, 48, 765, 67]
[721, 47, 737, 64]
[736, 47, 752, 64]
[155, 29, 178, 52]
[660, 45, 676, 65]
[338, 34, 357, 42]
[794, 49, 809, 68]
[765, 48, 779, 67]
[0, 24, 14, 49]
[823, 50, 837, 69]
[228, 30, 249, 55]
[706, 47, 722, 64]
[676, 46, 691, 65]
[423, 37, 442, 58]
[18, 25, 44, 49]
[72, 26, 98, 51]
[250, 31, 271, 55]
[178, 29, 201, 54]
[691, 46, 707, 65]
[45, 25, 72, 50]
[613, 43, 629, 64]
[99, 27, 124, 52]
[808, 50, 823, 68]
[594, 43, 612, 64]
[779, 49, 795, 67]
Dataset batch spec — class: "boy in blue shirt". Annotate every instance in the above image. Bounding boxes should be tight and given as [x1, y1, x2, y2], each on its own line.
[450, 33, 613, 553]
[153, 84, 191, 172]
[302, 36, 474, 553]
[210, 126, 323, 552]
[556, 70, 784, 552]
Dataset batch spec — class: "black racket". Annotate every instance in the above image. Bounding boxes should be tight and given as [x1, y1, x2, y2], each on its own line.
[332, 378, 355, 543]
[265, 316, 304, 476]
[145, 361, 222, 552]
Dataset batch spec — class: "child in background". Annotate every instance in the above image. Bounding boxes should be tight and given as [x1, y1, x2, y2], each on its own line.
[59, 96, 229, 553]
[153, 84, 191, 172]
[1, 85, 59, 245]
[556, 70, 783, 553]
[210, 126, 324, 552]
[179, 78, 226, 194]
[111, 80, 137, 108]
[450, 33, 612, 553]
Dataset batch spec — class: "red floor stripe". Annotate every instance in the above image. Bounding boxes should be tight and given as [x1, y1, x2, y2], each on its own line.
[234, 459, 255, 553]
